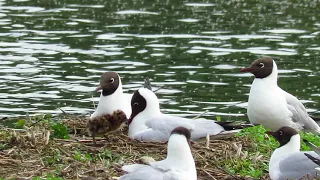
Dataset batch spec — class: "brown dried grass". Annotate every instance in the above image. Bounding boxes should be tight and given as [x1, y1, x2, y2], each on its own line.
[0, 116, 268, 180]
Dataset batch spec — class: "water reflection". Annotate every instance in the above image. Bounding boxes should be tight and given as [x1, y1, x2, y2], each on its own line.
[0, 0, 319, 122]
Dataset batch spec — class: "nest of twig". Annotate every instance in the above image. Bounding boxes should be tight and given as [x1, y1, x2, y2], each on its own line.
[0, 115, 270, 180]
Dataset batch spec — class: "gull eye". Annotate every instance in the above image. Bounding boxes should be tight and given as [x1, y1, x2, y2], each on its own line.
[110, 78, 115, 83]
[279, 131, 283, 136]
[259, 63, 265, 68]
[133, 102, 139, 106]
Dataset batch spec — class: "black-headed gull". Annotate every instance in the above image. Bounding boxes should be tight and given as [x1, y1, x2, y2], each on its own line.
[119, 126, 197, 180]
[128, 88, 248, 142]
[91, 72, 132, 119]
[267, 126, 319, 180]
[240, 57, 320, 134]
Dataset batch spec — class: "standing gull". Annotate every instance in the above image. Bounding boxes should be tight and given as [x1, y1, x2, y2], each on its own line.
[267, 126, 319, 180]
[128, 88, 249, 142]
[88, 72, 152, 143]
[91, 72, 132, 119]
[240, 57, 320, 134]
[119, 126, 197, 180]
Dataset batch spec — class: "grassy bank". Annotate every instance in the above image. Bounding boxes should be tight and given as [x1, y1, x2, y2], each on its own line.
[0, 114, 319, 180]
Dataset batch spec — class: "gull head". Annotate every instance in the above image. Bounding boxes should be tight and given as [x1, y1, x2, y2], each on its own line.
[128, 88, 160, 124]
[240, 57, 275, 79]
[266, 126, 299, 147]
[170, 126, 192, 145]
[95, 72, 121, 96]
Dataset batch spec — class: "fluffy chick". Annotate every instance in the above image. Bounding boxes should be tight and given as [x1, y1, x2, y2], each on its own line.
[87, 110, 127, 144]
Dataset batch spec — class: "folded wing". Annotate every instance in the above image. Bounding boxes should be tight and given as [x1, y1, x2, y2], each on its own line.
[278, 151, 319, 179]
[281, 89, 320, 132]
[119, 164, 165, 180]
[138, 114, 225, 141]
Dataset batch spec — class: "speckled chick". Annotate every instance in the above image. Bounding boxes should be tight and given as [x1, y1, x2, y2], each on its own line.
[87, 110, 127, 144]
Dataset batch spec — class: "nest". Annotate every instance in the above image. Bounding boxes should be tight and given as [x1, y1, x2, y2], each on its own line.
[0, 115, 270, 180]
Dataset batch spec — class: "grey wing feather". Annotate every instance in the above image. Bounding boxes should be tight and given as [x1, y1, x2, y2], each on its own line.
[278, 151, 319, 179]
[281, 89, 320, 131]
[122, 164, 149, 173]
[134, 115, 195, 142]
[119, 165, 165, 180]
[145, 114, 225, 141]
[133, 128, 171, 142]
[188, 119, 225, 139]
[305, 153, 320, 166]
[145, 114, 195, 133]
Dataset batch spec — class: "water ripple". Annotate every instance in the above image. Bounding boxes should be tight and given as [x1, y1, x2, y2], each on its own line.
[0, 0, 318, 120]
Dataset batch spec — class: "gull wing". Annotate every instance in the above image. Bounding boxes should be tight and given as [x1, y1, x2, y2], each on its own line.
[277, 151, 319, 179]
[281, 89, 320, 133]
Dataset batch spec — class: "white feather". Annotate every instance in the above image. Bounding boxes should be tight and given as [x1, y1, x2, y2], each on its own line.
[90, 76, 132, 119]
[247, 60, 320, 132]
[129, 88, 225, 142]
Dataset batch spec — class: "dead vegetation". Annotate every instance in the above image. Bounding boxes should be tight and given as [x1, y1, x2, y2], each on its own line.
[1, 114, 317, 180]
[0, 115, 273, 180]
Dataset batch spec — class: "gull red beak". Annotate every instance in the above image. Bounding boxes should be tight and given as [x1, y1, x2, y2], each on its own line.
[240, 67, 252, 72]
[95, 85, 102, 92]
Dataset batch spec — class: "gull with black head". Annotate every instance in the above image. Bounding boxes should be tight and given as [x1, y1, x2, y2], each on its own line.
[267, 126, 319, 180]
[91, 72, 132, 119]
[88, 72, 152, 144]
[240, 57, 320, 134]
[127, 88, 250, 142]
[119, 126, 197, 180]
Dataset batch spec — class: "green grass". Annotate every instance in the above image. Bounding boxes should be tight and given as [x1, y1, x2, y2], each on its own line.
[224, 125, 277, 177]
[14, 114, 70, 139]
[301, 132, 320, 151]
[232, 125, 320, 178]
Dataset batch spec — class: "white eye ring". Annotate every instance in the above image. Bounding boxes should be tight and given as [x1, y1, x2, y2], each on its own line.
[110, 78, 115, 83]
[133, 102, 138, 106]
[279, 131, 283, 135]
[259, 63, 265, 68]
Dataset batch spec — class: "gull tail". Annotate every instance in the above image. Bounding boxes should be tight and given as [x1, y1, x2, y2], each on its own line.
[144, 77, 152, 91]
[216, 121, 255, 131]
[304, 153, 320, 166]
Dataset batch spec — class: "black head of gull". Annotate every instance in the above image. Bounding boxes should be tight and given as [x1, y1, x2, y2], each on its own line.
[240, 57, 274, 78]
[128, 90, 147, 124]
[171, 126, 192, 144]
[266, 126, 299, 147]
[95, 72, 120, 96]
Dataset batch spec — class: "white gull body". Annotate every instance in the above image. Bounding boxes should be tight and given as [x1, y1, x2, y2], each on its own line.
[119, 128, 197, 180]
[247, 60, 320, 133]
[269, 133, 319, 180]
[90, 75, 132, 119]
[128, 88, 228, 142]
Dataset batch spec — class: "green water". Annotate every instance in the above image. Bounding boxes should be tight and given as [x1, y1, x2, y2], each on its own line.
[0, 0, 319, 122]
